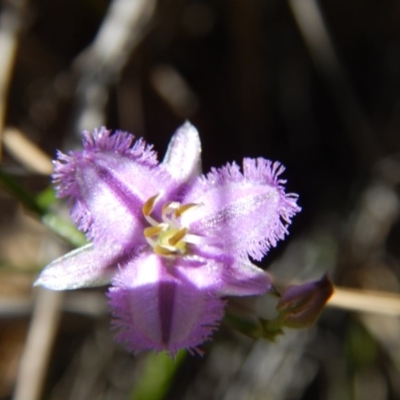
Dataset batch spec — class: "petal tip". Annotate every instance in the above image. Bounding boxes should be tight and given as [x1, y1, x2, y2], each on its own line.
[163, 121, 202, 181]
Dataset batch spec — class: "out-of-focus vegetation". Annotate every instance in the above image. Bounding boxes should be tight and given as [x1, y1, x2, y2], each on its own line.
[1, 0, 400, 399]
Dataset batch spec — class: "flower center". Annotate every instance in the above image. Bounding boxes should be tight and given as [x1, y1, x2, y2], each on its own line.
[142, 193, 199, 257]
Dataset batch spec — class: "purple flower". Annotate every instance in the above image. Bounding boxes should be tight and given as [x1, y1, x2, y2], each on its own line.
[35, 122, 300, 354]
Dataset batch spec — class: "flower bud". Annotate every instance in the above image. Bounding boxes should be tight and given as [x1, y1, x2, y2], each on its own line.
[277, 274, 334, 328]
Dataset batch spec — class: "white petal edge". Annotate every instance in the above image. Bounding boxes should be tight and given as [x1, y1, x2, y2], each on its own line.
[163, 121, 202, 182]
[34, 243, 118, 290]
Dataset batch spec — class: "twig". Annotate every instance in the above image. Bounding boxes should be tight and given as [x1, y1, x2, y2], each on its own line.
[69, 0, 156, 147]
[2, 127, 53, 174]
[329, 287, 400, 316]
[0, 291, 107, 318]
[13, 289, 64, 400]
[0, 0, 27, 160]
[150, 64, 199, 118]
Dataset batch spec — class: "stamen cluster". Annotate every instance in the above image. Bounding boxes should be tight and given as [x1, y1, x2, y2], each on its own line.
[142, 193, 199, 257]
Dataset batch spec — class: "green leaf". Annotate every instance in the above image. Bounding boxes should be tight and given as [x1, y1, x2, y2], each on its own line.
[42, 213, 86, 247]
[0, 167, 45, 215]
[35, 186, 57, 209]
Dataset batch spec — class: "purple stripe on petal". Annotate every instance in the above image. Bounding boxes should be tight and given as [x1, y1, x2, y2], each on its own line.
[54, 137, 175, 246]
[95, 165, 144, 215]
[109, 252, 226, 354]
[67, 158, 147, 246]
[158, 280, 175, 345]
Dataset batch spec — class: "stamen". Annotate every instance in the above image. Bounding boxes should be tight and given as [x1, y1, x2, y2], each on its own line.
[161, 202, 181, 225]
[168, 228, 188, 246]
[142, 195, 203, 258]
[142, 193, 163, 216]
[144, 225, 167, 238]
[162, 201, 180, 215]
[174, 203, 199, 218]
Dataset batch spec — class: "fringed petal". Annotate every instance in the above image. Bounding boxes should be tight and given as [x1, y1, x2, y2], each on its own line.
[182, 158, 301, 260]
[163, 122, 202, 184]
[53, 127, 174, 246]
[34, 243, 125, 290]
[108, 252, 225, 355]
[81, 127, 157, 164]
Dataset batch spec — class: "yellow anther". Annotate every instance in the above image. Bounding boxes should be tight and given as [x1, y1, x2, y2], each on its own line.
[144, 225, 166, 238]
[174, 203, 199, 218]
[142, 193, 162, 216]
[168, 228, 188, 246]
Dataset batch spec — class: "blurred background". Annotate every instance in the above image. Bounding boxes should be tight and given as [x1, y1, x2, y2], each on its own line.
[1, 0, 400, 399]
